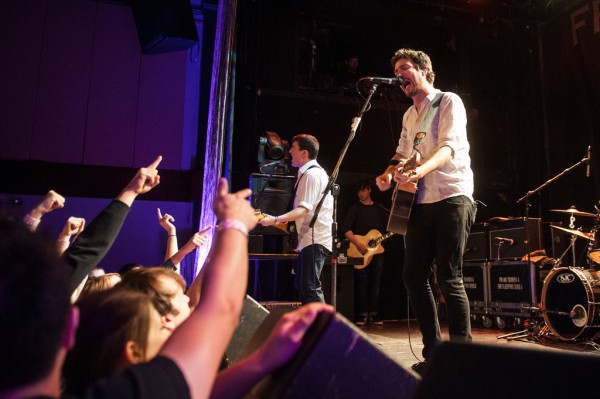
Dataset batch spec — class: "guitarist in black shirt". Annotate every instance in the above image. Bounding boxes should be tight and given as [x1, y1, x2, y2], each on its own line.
[342, 180, 389, 326]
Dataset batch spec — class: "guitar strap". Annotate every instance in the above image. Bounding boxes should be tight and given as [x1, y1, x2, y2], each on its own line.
[288, 164, 320, 210]
[286, 164, 319, 250]
[414, 92, 444, 147]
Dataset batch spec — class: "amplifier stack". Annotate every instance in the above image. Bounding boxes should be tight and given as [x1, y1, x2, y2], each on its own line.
[462, 218, 550, 329]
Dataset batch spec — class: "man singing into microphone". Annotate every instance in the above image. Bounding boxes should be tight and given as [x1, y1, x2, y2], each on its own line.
[375, 49, 476, 374]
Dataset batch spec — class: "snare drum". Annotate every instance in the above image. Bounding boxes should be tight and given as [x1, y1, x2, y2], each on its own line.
[541, 267, 600, 341]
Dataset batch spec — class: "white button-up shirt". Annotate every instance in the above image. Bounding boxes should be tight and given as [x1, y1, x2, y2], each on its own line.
[295, 159, 333, 251]
[396, 89, 474, 204]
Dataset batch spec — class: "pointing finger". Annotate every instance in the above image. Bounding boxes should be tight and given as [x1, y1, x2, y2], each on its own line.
[148, 155, 163, 170]
[217, 178, 229, 197]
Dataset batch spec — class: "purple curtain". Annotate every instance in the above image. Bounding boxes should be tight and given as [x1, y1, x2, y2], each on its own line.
[193, 0, 238, 274]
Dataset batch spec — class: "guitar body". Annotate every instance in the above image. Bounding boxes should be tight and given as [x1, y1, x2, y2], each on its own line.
[387, 181, 417, 235]
[387, 152, 420, 235]
[347, 229, 395, 270]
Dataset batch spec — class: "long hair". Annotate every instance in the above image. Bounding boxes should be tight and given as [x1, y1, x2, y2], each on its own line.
[63, 288, 154, 396]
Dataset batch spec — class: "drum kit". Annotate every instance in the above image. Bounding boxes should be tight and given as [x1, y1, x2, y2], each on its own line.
[540, 205, 600, 341]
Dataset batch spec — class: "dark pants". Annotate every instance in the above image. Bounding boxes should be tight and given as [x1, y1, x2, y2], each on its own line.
[296, 244, 330, 304]
[402, 195, 476, 360]
[355, 254, 384, 316]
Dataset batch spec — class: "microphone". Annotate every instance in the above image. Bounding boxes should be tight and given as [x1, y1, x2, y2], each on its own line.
[259, 160, 283, 168]
[463, 246, 478, 255]
[494, 237, 515, 246]
[586, 146, 591, 178]
[360, 76, 404, 86]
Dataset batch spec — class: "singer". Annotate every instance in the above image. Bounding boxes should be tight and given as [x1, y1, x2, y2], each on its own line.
[375, 49, 476, 375]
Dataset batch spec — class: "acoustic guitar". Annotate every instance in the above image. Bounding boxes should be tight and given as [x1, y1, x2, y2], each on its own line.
[386, 152, 420, 235]
[347, 229, 396, 269]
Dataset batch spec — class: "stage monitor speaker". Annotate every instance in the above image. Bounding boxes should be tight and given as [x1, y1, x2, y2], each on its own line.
[245, 312, 419, 398]
[130, 0, 199, 54]
[413, 341, 600, 398]
[223, 295, 269, 368]
[250, 173, 295, 236]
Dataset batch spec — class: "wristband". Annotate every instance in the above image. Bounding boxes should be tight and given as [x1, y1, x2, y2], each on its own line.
[168, 234, 176, 237]
[218, 219, 249, 237]
[23, 214, 41, 228]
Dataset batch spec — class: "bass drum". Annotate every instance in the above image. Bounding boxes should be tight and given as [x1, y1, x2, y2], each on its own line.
[541, 267, 600, 341]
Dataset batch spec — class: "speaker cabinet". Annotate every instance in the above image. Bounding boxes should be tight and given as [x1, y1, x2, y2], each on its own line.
[488, 218, 542, 260]
[464, 222, 489, 262]
[321, 263, 354, 321]
[487, 260, 553, 316]
[413, 341, 600, 398]
[250, 173, 295, 236]
[224, 295, 269, 367]
[246, 312, 419, 398]
[130, 0, 199, 54]
[462, 262, 489, 315]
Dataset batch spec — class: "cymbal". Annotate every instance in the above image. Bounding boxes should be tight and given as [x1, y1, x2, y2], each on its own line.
[549, 206, 595, 217]
[550, 225, 593, 241]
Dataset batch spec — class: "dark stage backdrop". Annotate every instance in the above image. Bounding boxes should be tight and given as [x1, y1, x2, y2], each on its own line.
[537, 0, 599, 216]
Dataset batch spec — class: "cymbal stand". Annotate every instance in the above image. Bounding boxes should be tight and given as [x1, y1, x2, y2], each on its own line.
[497, 308, 550, 341]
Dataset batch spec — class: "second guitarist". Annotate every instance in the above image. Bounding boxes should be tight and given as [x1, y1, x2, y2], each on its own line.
[341, 180, 389, 326]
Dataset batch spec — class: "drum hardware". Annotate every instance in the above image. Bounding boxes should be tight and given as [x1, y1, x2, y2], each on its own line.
[550, 225, 592, 268]
[586, 209, 599, 268]
[541, 304, 588, 327]
[497, 316, 547, 342]
[549, 206, 596, 218]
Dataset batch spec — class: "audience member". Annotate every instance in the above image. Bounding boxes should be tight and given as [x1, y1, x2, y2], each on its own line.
[118, 262, 143, 275]
[0, 175, 332, 399]
[157, 208, 179, 265]
[23, 190, 65, 231]
[118, 267, 190, 329]
[63, 288, 167, 396]
[63, 156, 162, 292]
[78, 273, 122, 300]
[57, 216, 86, 254]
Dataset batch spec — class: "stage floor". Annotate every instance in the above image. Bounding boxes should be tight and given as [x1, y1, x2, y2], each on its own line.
[361, 319, 600, 370]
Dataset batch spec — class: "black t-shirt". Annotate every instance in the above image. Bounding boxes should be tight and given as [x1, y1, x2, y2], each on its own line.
[341, 202, 388, 237]
[71, 356, 190, 399]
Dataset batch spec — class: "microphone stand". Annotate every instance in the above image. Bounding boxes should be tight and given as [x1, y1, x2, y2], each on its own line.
[309, 83, 379, 310]
[500, 148, 591, 341]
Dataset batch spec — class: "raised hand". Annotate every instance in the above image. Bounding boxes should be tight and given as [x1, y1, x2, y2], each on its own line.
[60, 217, 86, 239]
[118, 156, 162, 206]
[157, 208, 176, 235]
[254, 303, 333, 372]
[30, 190, 65, 218]
[213, 178, 256, 231]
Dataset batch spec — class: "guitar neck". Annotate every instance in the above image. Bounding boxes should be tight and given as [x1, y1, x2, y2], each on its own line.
[373, 231, 395, 246]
